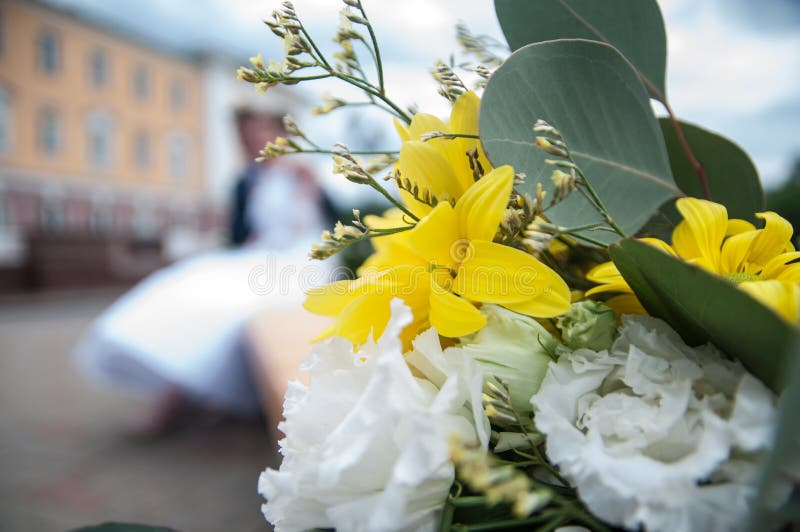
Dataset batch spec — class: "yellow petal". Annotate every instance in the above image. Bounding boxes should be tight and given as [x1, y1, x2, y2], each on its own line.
[304, 278, 367, 316]
[334, 292, 394, 345]
[605, 294, 647, 317]
[501, 289, 572, 318]
[739, 280, 800, 324]
[407, 201, 461, 270]
[393, 118, 411, 142]
[674, 197, 728, 272]
[726, 218, 756, 236]
[428, 278, 486, 337]
[455, 165, 514, 242]
[640, 238, 677, 256]
[762, 252, 800, 281]
[448, 91, 490, 191]
[454, 241, 570, 308]
[749, 211, 794, 265]
[672, 220, 701, 261]
[399, 141, 464, 203]
[408, 113, 448, 140]
[719, 230, 758, 275]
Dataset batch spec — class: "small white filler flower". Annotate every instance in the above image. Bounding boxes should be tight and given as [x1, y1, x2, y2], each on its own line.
[259, 299, 488, 532]
[532, 315, 779, 532]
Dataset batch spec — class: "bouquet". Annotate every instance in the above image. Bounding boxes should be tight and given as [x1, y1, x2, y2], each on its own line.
[237, 1, 800, 531]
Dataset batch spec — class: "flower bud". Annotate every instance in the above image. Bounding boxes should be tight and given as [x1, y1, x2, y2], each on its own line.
[459, 305, 561, 413]
[556, 300, 616, 351]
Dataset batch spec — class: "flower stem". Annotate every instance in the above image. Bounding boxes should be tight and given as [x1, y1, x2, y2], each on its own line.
[356, 1, 385, 94]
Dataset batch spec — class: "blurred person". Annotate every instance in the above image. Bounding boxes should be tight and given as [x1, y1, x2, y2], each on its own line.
[75, 107, 336, 436]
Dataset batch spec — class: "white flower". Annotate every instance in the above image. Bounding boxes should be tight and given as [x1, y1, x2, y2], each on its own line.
[259, 299, 488, 532]
[532, 315, 779, 532]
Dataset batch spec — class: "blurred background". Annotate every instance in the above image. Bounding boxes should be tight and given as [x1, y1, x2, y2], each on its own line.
[0, 0, 797, 530]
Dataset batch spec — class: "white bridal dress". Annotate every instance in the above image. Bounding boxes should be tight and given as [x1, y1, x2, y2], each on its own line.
[75, 163, 331, 415]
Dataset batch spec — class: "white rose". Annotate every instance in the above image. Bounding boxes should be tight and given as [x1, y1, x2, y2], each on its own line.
[259, 299, 488, 532]
[532, 315, 779, 532]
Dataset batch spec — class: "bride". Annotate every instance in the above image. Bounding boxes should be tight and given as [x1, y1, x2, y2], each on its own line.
[75, 109, 336, 434]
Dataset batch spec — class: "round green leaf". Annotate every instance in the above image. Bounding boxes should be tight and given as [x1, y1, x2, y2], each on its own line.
[659, 118, 765, 222]
[480, 39, 679, 245]
[494, 0, 668, 97]
[610, 239, 797, 392]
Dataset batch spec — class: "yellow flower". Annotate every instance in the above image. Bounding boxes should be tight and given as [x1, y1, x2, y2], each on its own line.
[587, 197, 800, 323]
[305, 167, 571, 346]
[393, 90, 491, 217]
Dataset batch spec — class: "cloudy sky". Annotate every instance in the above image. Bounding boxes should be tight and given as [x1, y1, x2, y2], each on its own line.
[46, 0, 800, 188]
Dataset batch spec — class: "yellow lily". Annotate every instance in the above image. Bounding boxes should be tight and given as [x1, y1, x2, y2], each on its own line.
[587, 197, 800, 323]
[305, 166, 571, 346]
[393, 90, 491, 217]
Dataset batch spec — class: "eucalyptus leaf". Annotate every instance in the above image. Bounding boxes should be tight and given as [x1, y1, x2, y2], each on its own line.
[659, 118, 765, 222]
[610, 239, 796, 392]
[480, 39, 679, 245]
[494, 0, 668, 98]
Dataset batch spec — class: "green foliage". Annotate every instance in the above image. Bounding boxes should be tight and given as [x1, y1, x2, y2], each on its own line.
[610, 239, 797, 392]
[494, 0, 668, 97]
[480, 39, 678, 245]
[659, 119, 765, 221]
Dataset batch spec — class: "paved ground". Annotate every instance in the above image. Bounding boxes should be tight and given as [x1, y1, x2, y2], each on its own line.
[0, 291, 275, 532]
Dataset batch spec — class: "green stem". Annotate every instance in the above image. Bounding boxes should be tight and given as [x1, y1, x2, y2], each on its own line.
[299, 26, 331, 70]
[333, 71, 411, 123]
[357, 2, 385, 94]
[450, 496, 490, 508]
[572, 166, 627, 238]
[460, 512, 558, 531]
[366, 177, 419, 221]
[292, 148, 398, 156]
[564, 231, 608, 248]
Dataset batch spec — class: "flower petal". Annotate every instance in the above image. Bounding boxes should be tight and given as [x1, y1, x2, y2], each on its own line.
[454, 241, 570, 309]
[393, 118, 411, 142]
[408, 113, 448, 140]
[304, 278, 368, 316]
[448, 91, 491, 191]
[761, 252, 800, 281]
[726, 219, 756, 236]
[674, 197, 728, 271]
[585, 262, 632, 296]
[407, 201, 461, 270]
[428, 279, 486, 337]
[719, 230, 758, 275]
[605, 294, 647, 316]
[455, 165, 514, 242]
[749, 211, 794, 265]
[739, 280, 800, 324]
[399, 141, 465, 204]
[334, 292, 394, 346]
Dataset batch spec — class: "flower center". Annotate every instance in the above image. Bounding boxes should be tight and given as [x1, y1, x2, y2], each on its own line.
[724, 272, 759, 284]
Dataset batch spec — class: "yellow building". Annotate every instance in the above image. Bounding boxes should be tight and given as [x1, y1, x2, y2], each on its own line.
[0, 0, 218, 289]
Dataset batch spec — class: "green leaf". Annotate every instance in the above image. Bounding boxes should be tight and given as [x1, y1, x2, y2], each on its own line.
[480, 39, 679, 245]
[659, 118, 765, 222]
[610, 239, 796, 392]
[494, 0, 668, 98]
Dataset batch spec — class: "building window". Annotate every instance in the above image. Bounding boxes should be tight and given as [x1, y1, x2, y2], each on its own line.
[87, 110, 113, 168]
[134, 130, 150, 169]
[38, 108, 62, 155]
[38, 29, 61, 73]
[0, 88, 10, 154]
[90, 48, 108, 88]
[170, 78, 186, 110]
[132, 64, 150, 100]
[168, 132, 189, 180]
